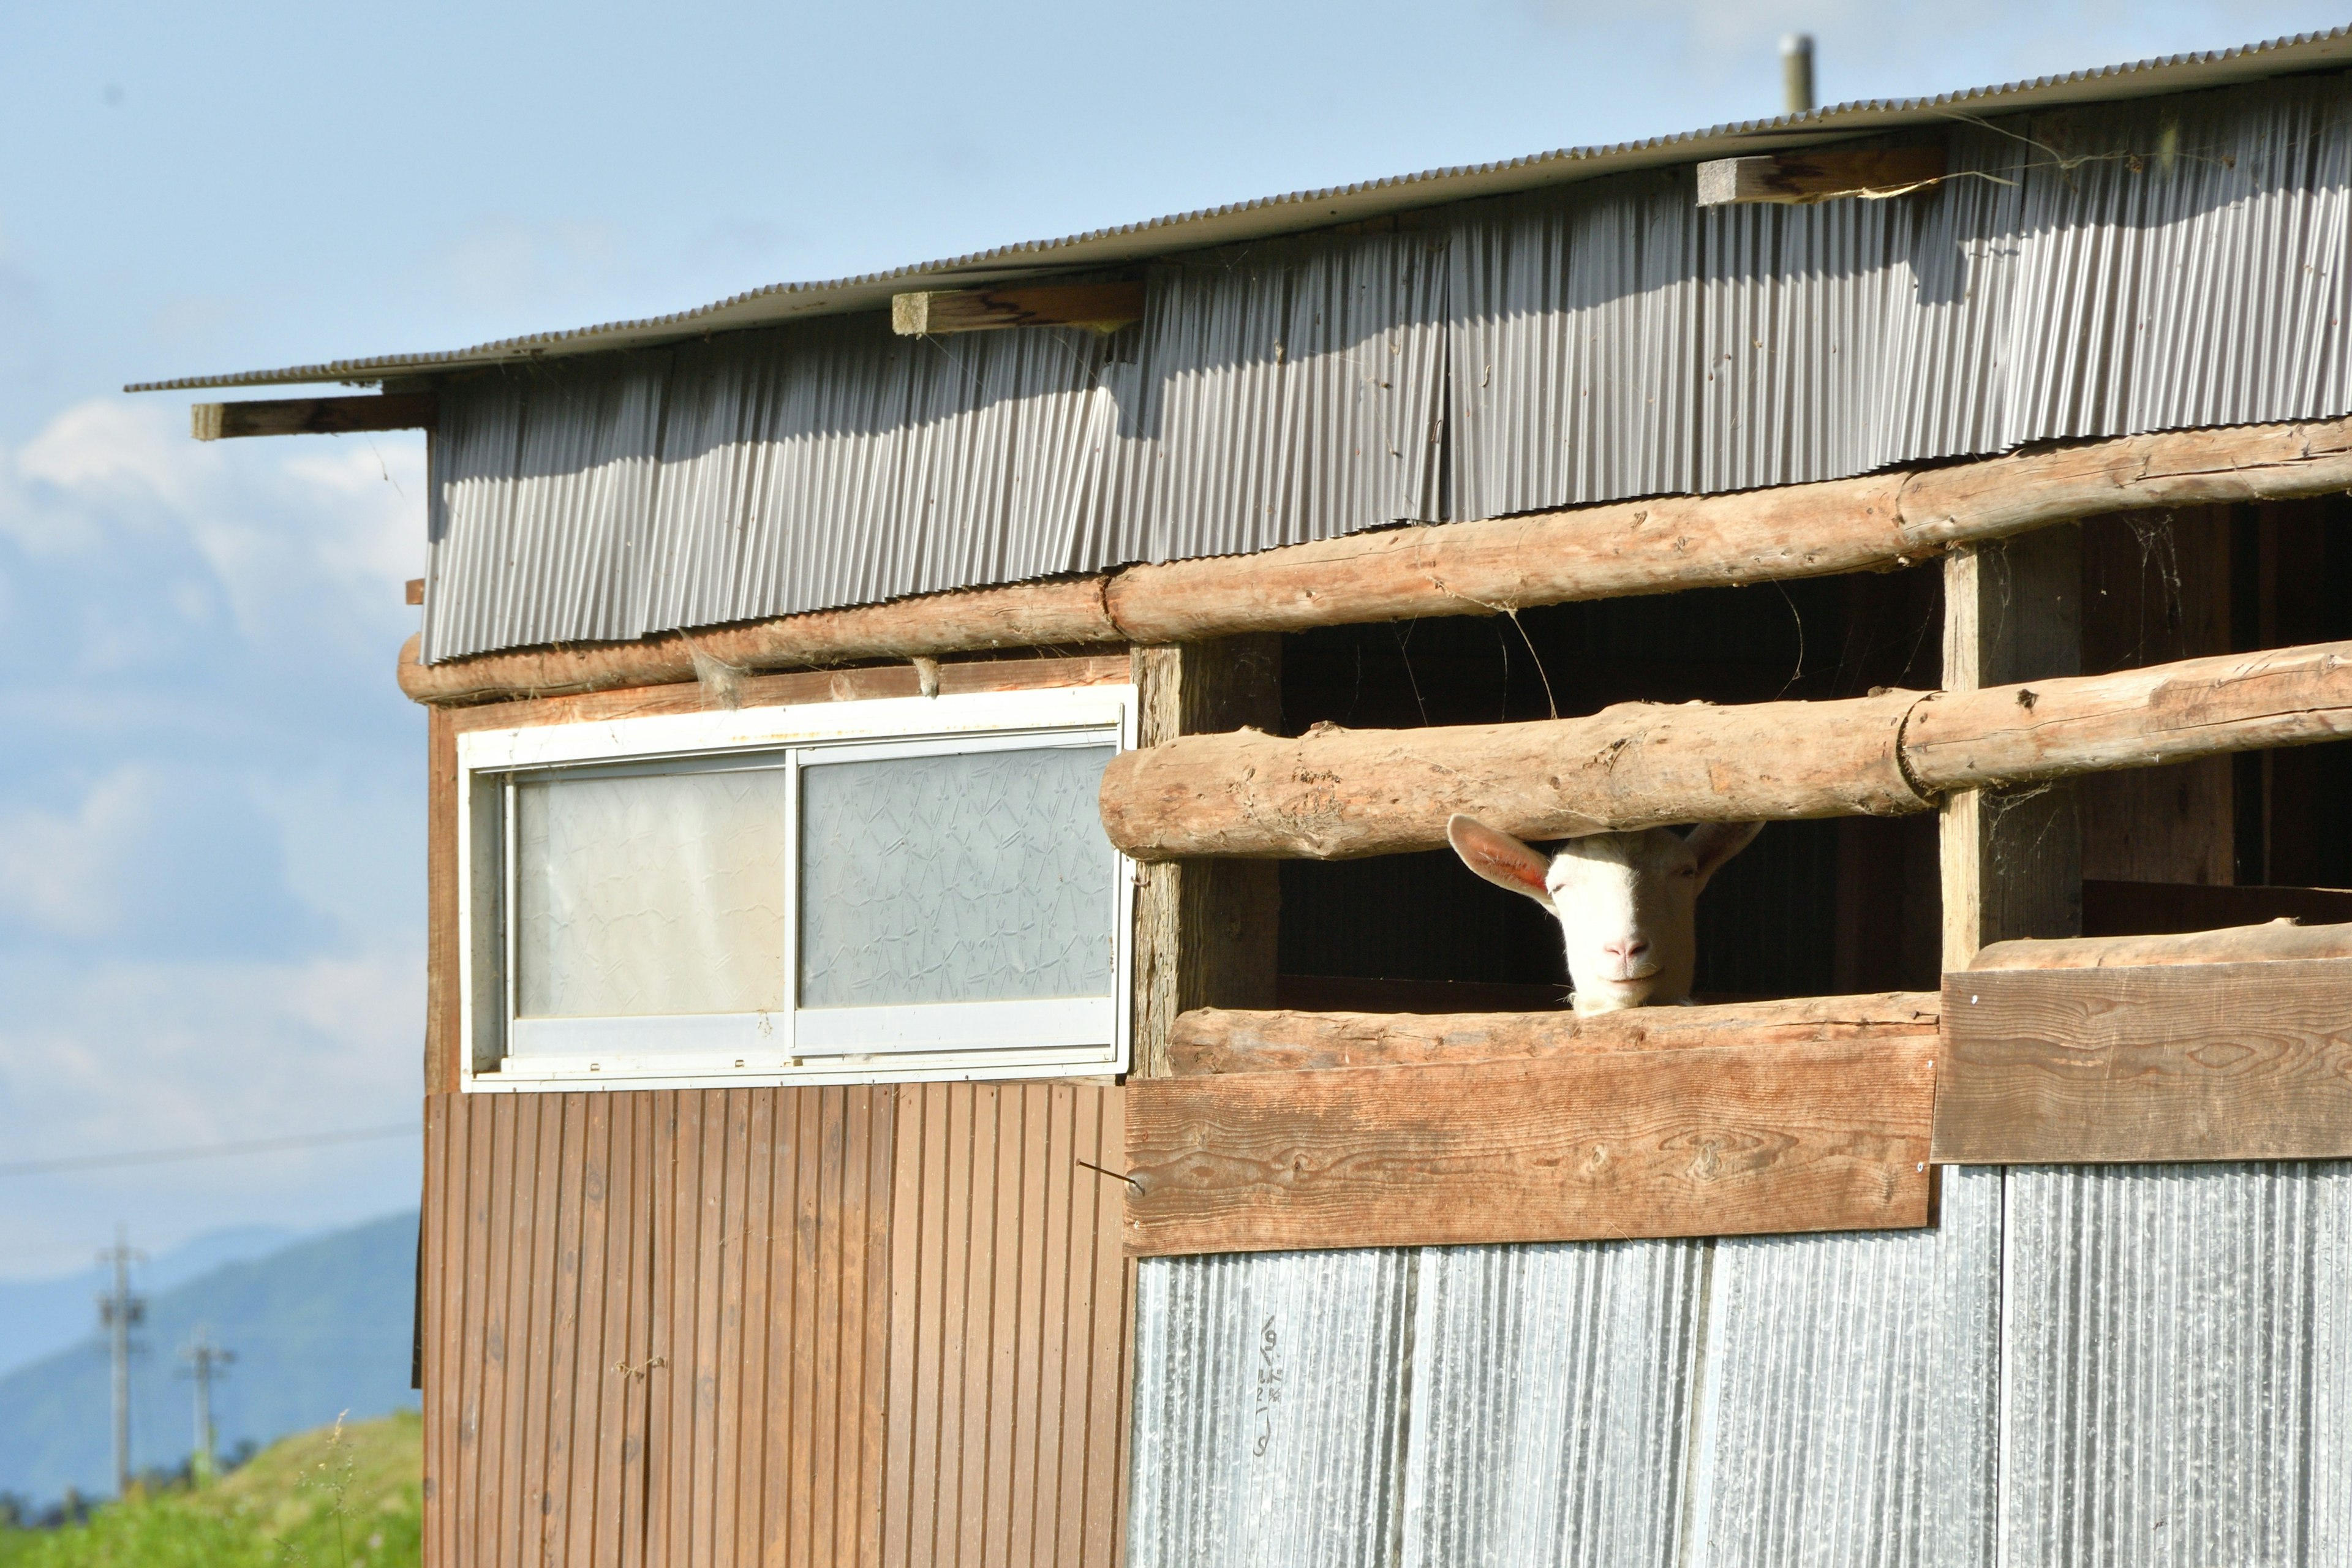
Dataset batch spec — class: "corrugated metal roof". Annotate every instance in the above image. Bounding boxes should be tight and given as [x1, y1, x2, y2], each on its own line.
[127, 26, 2352, 394]
[415, 74, 2352, 662]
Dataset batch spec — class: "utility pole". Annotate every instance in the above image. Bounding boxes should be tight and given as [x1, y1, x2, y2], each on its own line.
[179, 1327, 234, 1482]
[95, 1226, 145, 1497]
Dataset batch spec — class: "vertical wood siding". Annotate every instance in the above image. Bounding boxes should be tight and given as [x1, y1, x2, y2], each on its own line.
[421, 1083, 1129, 1568]
[882, 1084, 1133, 1568]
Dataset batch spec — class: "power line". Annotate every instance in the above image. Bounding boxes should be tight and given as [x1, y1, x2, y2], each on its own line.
[0, 1125, 415, 1178]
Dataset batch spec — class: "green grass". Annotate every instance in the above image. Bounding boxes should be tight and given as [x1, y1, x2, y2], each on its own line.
[0, 1411, 421, 1568]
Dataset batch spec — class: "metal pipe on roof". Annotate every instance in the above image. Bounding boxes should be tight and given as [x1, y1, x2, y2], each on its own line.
[1783, 34, 1817, 116]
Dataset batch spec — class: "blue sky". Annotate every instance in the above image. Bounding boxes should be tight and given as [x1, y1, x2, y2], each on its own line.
[0, 0, 2341, 1281]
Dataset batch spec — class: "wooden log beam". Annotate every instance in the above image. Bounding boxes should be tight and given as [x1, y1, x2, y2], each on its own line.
[193, 393, 437, 440]
[1102, 690, 1926, 859]
[1170, 992, 1938, 1074]
[891, 282, 1145, 336]
[397, 415, 2352, 707]
[1931, 957, 2352, 1163]
[1696, 146, 1947, 206]
[1097, 639, 2352, 861]
[1903, 640, 2352, 793]
[396, 578, 1123, 706]
[1123, 1040, 1936, 1256]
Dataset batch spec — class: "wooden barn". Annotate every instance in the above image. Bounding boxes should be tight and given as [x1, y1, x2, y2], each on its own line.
[140, 26, 2352, 1567]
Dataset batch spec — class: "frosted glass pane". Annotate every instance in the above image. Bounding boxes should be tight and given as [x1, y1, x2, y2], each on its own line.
[799, 745, 1115, 1008]
[514, 767, 789, 1018]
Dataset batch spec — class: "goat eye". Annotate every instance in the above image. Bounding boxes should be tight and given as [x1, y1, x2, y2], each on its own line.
[1676, 865, 1697, 878]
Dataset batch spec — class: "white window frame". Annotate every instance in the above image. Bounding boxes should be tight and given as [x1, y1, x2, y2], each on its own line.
[456, 684, 1138, 1093]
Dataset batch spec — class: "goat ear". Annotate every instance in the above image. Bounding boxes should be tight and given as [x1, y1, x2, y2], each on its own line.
[1684, 821, 1763, 891]
[1447, 814, 1553, 903]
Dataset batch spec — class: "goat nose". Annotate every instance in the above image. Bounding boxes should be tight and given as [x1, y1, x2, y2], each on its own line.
[1602, 938, 1648, 962]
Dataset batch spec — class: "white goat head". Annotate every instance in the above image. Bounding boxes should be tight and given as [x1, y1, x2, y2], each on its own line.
[1446, 815, 1763, 1013]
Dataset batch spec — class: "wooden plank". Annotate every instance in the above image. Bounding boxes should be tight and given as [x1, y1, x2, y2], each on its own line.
[614, 1096, 655, 1568]
[2082, 880, 2352, 938]
[1020, 1087, 1076, 1568]
[406, 576, 425, 607]
[759, 1090, 805, 1568]
[809, 1090, 847, 1567]
[1079, 1088, 1131, 1568]
[855, 1088, 897, 1568]
[1938, 527, 2083, 968]
[1695, 145, 1946, 205]
[400, 416, 2352, 707]
[878, 1086, 929, 1568]
[784, 1090, 822, 1567]
[190, 391, 436, 439]
[709, 1092, 753, 1568]
[470, 1098, 518, 1568]
[421, 1095, 458, 1568]
[424, 708, 459, 1096]
[519, 1099, 575, 1568]
[731, 1092, 777, 1568]
[1975, 918, 2352, 970]
[892, 281, 1145, 336]
[954, 1088, 1002, 1568]
[440, 651, 1133, 736]
[1172, 992, 1939, 1074]
[1004, 1085, 1052, 1568]
[1124, 1043, 1934, 1256]
[1932, 959, 2352, 1163]
[562, 1098, 614, 1568]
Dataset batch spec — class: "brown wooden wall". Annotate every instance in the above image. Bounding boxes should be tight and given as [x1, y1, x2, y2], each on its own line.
[420, 1082, 1130, 1568]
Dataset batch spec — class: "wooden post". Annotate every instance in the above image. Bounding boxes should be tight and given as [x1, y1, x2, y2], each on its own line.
[1128, 638, 1282, 1077]
[1940, 529, 2083, 968]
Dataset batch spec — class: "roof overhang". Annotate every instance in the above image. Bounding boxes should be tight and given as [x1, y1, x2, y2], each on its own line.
[127, 26, 2352, 394]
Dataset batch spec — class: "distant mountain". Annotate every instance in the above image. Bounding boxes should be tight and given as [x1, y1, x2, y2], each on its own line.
[0, 1212, 418, 1504]
[0, 1224, 306, 1381]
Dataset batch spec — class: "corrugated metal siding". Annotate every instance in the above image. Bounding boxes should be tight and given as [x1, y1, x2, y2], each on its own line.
[1132, 1164, 2352, 1567]
[1689, 1167, 2002, 1567]
[1127, 1248, 1417, 1568]
[424, 74, 2352, 663]
[420, 1083, 1129, 1568]
[2001, 1163, 2352, 1567]
[1401, 1239, 1705, 1567]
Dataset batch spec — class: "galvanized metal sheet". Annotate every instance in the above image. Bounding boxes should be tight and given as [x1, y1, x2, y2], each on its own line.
[1128, 1249, 1417, 1568]
[1400, 1239, 1706, 1568]
[2000, 1162, 2352, 1567]
[1686, 1166, 2002, 1568]
[423, 75, 2352, 663]
[423, 232, 1447, 662]
[1133, 1164, 2352, 1567]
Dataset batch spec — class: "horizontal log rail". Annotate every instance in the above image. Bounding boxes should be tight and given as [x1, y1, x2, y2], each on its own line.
[400, 415, 2352, 706]
[1100, 640, 2352, 859]
[1171, 992, 1938, 1074]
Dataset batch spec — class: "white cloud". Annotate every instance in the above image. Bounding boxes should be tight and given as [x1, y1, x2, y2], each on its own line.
[0, 771, 156, 940]
[0, 396, 424, 652]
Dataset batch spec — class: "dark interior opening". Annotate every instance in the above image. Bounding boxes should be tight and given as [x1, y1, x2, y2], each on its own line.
[1275, 567, 1944, 1009]
[1267, 494, 2352, 1011]
[2082, 495, 2352, 934]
